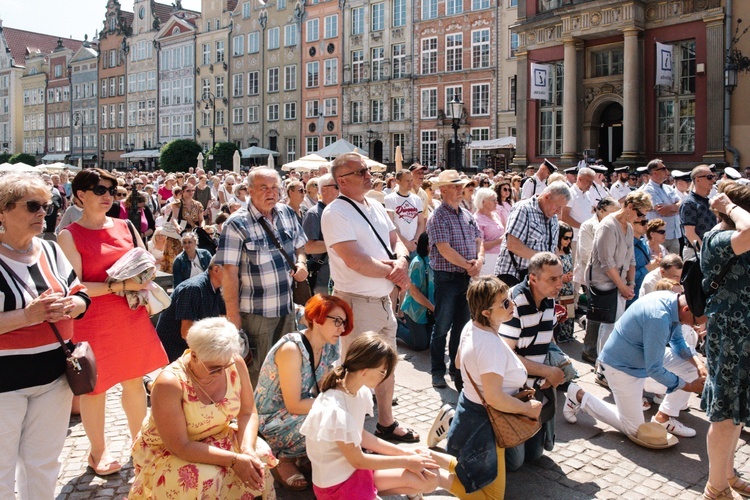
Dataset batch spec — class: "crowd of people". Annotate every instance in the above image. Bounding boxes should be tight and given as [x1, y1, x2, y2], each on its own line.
[0, 156, 749, 500]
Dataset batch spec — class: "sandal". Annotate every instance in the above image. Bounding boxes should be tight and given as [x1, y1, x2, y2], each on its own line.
[375, 421, 420, 443]
[87, 453, 122, 476]
[729, 472, 750, 498]
[704, 483, 743, 500]
[270, 457, 308, 491]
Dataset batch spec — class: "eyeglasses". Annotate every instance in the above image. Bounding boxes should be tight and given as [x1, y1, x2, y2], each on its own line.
[489, 298, 512, 310]
[89, 185, 117, 196]
[374, 369, 388, 379]
[115, 192, 127, 198]
[501, 188, 511, 192]
[634, 208, 646, 218]
[17, 200, 54, 215]
[652, 229, 666, 235]
[338, 167, 370, 179]
[326, 315, 347, 327]
[321, 184, 339, 190]
[652, 167, 668, 173]
[562, 236, 572, 241]
[294, 188, 306, 193]
[695, 174, 717, 181]
[199, 357, 235, 375]
[634, 219, 648, 226]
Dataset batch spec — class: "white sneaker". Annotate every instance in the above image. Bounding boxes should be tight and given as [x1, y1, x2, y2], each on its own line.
[651, 416, 696, 438]
[564, 383, 582, 424]
[427, 404, 455, 448]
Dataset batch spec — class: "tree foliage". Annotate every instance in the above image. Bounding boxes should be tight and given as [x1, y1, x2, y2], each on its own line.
[9, 153, 37, 166]
[0, 152, 11, 164]
[210, 142, 240, 172]
[159, 139, 203, 173]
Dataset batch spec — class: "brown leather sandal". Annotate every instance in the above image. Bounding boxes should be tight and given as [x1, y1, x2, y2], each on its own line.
[729, 473, 750, 498]
[270, 457, 308, 491]
[704, 483, 742, 500]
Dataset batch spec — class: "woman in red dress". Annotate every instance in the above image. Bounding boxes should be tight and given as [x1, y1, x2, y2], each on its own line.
[58, 169, 168, 476]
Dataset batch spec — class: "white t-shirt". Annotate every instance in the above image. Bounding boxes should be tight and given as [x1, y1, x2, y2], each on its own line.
[321, 196, 396, 297]
[300, 386, 373, 488]
[639, 267, 664, 297]
[458, 321, 528, 406]
[384, 191, 423, 241]
[520, 174, 545, 200]
[566, 184, 593, 241]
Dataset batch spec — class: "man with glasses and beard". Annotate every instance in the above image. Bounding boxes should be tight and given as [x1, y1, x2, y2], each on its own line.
[642, 159, 682, 255]
[320, 153, 419, 443]
[679, 164, 718, 260]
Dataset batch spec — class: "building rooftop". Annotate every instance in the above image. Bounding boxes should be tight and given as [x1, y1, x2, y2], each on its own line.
[3, 27, 82, 66]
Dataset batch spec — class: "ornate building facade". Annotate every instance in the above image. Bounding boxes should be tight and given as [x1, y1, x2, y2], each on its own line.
[70, 41, 100, 168]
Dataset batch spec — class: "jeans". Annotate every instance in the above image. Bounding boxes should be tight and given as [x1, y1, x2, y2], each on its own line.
[397, 315, 433, 351]
[505, 428, 545, 471]
[431, 270, 471, 376]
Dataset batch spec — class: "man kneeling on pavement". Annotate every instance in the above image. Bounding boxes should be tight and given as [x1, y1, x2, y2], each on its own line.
[564, 291, 707, 443]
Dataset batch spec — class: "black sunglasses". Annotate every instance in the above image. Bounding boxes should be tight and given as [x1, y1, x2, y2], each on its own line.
[89, 185, 117, 196]
[634, 208, 646, 218]
[489, 298, 512, 310]
[19, 200, 54, 215]
[652, 229, 666, 235]
[562, 236, 572, 241]
[634, 219, 648, 226]
[338, 167, 370, 179]
[696, 174, 716, 181]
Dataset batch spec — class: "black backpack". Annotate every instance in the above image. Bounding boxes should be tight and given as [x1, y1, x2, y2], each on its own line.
[680, 241, 737, 316]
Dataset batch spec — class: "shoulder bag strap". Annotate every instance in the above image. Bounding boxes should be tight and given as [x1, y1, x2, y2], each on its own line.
[125, 219, 140, 249]
[707, 255, 739, 294]
[464, 369, 491, 410]
[338, 196, 396, 260]
[299, 334, 320, 394]
[257, 215, 297, 270]
[0, 256, 72, 357]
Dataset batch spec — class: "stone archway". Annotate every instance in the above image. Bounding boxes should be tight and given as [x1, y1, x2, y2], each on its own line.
[583, 94, 624, 165]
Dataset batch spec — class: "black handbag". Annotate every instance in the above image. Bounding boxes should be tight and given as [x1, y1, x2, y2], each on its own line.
[586, 266, 619, 324]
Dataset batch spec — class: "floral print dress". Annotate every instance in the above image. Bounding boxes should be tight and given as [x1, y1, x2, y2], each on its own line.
[557, 252, 575, 342]
[700, 229, 750, 425]
[255, 332, 339, 458]
[129, 352, 278, 499]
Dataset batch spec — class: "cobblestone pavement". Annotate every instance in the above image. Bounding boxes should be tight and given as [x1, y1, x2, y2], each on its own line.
[55, 321, 750, 499]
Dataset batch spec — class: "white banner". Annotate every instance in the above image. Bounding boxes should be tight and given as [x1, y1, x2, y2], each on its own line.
[530, 63, 552, 100]
[655, 42, 673, 86]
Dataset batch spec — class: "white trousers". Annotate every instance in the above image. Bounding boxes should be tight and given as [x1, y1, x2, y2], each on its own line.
[0, 375, 73, 500]
[481, 253, 499, 277]
[581, 351, 696, 437]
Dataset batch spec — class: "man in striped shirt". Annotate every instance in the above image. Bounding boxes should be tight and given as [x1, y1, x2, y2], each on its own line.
[500, 252, 566, 471]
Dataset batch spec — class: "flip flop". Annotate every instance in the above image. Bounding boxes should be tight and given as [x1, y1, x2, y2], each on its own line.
[87, 453, 122, 476]
[375, 421, 420, 443]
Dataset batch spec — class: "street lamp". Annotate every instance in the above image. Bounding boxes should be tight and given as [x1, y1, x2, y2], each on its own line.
[367, 129, 375, 158]
[73, 111, 84, 168]
[449, 94, 463, 171]
[200, 92, 217, 152]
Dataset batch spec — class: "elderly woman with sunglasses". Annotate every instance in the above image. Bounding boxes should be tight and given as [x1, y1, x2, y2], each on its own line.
[58, 168, 168, 477]
[130, 317, 277, 499]
[582, 190, 652, 367]
[0, 173, 90, 500]
[254, 294, 352, 491]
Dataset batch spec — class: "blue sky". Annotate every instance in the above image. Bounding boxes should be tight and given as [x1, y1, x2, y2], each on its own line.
[1, 0, 203, 41]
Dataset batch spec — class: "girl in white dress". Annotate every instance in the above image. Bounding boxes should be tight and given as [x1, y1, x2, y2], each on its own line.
[300, 333, 454, 499]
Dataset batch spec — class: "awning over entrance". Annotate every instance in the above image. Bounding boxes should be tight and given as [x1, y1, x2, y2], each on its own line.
[68, 154, 97, 160]
[42, 153, 68, 161]
[466, 137, 516, 150]
[120, 149, 161, 159]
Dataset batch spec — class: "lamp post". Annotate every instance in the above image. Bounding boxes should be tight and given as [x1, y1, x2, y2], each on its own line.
[449, 94, 463, 171]
[367, 129, 375, 158]
[72, 111, 84, 168]
[200, 92, 217, 168]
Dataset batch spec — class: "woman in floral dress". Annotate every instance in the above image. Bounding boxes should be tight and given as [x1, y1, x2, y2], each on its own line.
[254, 294, 352, 491]
[130, 317, 277, 499]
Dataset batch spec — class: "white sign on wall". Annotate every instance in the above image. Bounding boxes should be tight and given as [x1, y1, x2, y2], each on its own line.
[530, 63, 552, 100]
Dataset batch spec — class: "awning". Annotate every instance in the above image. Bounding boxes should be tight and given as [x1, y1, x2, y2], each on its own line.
[120, 149, 161, 159]
[68, 154, 97, 160]
[466, 137, 516, 150]
[42, 153, 68, 161]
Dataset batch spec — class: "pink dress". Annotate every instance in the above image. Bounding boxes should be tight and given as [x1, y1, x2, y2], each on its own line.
[67, 219, 167, 394]
[475, 211, 505, 276]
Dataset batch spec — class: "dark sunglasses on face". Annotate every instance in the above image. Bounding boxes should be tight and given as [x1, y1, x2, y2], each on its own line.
[652, 229, 666, 235]
[634, 208, 646, 218]
[696, 174, 716, 181]
[338, 167, 370, 178]
[89, 185, 117, 196]
[562, 236, 572, 241]
[489, 298, 512, 310]
[634, 219, 648, 226]
[19, 200, 54, 215]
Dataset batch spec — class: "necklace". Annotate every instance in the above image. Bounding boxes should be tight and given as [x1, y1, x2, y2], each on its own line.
[185, 360, 219, 388]
[0, 241, 34, 254]
[338, 377, 356, 397]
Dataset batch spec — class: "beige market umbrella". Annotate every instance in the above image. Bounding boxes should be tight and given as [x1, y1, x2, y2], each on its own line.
[196, 152, 204, 171]
[267, 153, 275, 170]
[233, 150, 241, 174]
[78, 157, 83, 170]
[395, 146, 403, 172]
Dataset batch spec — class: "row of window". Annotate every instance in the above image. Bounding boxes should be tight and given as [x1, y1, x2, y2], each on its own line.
[160, 78, 195, 106]
[159, 113, 194, 139]
[127, 71, 157, 93]
[350, 98, 407, 123]
[126, 99, 157, 127]
[160, 44, 195, 71]
[420, 84, 490, 119]
[23, 88, 46, 106]
[421, 30, 492, 74]
[73, 82, 98, 100]
[47, 136, 70, 153]
[23, 113, 45, 131]
[100, 132, 128, 152]
[100, 103, 126, 129]
[100, 76, 126, 98]
[23, 136, 45, 155]
[46, 86, 71, 103]
[420, 0, 495, 21]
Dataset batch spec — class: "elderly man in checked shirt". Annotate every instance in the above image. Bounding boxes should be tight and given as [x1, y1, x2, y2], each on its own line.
[216, 167, 308, 384]
[495, 182, 571, 286]
[427, 170, 485, 390]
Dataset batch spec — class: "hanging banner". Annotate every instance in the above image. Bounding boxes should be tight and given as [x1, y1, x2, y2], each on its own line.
[530, 63, 552, 100]
[655, 42, 673, 86]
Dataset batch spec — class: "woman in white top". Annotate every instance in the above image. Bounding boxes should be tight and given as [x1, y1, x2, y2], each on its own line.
[429, 276, 542, 499]
[300, 333, 455, 500]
